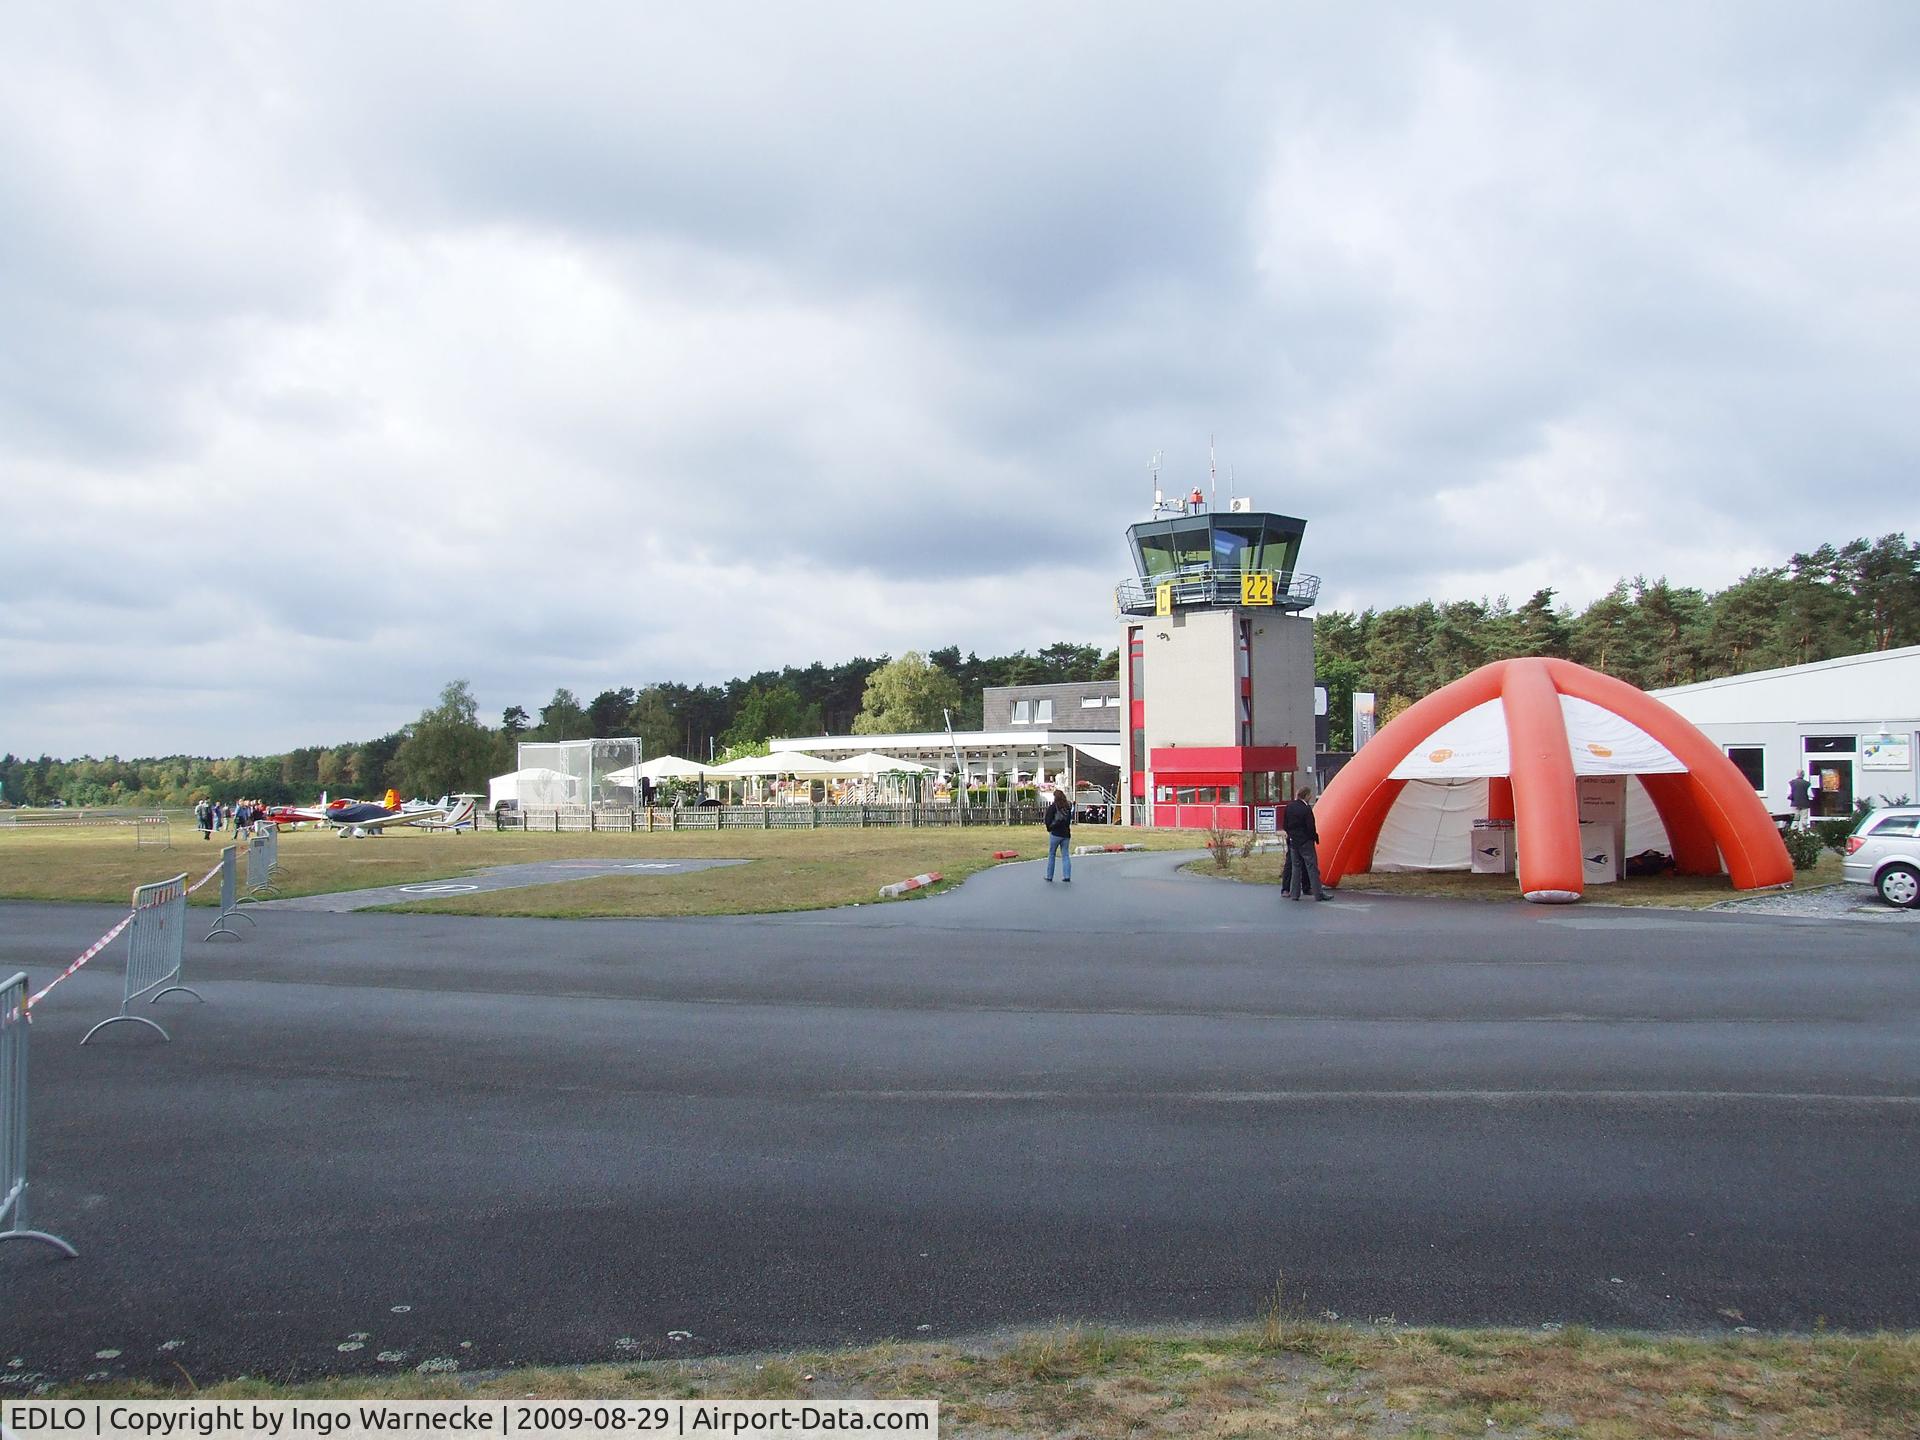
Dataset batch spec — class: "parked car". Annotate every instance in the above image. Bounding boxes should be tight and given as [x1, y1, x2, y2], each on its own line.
[1840, 805, 1920, 908]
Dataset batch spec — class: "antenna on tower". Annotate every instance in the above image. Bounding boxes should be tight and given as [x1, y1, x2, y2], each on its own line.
[1149, 449, 1163, 514]
[1209, 435, 1218, 512]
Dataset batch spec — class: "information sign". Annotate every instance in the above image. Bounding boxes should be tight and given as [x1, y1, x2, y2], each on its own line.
[1155, 582, 1172, 617]
[1240, 571, 1275, 606]
[1862, 732, 1913, 771]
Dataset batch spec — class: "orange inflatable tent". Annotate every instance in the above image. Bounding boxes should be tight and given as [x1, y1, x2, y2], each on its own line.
[1316, 657, 1793, 903]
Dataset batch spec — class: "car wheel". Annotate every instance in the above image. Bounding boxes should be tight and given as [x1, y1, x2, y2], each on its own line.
[1877, 863, 1920, 908]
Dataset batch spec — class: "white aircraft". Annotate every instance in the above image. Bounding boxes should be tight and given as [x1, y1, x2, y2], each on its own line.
[274, 790, 481, 839]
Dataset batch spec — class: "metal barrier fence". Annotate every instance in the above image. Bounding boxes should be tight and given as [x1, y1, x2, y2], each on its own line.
[1, 972, 76, 1257]
[499, 804, 1048, 832]
[204, 844, 254, 941]
[259, 820, 285, 877]
[239, 822, 282, 899]
[0, 810, 173, 847]
[81, 874, 202, 1044]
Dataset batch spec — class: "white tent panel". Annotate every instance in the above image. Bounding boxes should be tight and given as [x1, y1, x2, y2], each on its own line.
[1623, 775, 1672, 856]
[624, 756, 711, 781]
[1389, 700, 1510, 780]
[488, 767, 579, 810]
[1561, 696, 1686, 775]
[1371, 775, 1676, 872]
[1071, 743, 1123, 767]
[1372, 778, 1488, 870]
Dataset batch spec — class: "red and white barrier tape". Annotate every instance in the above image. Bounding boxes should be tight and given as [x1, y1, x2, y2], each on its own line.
[186, 858, 224, 895]
[878, 871, 942, 898]
[18, 912, 135, 1018]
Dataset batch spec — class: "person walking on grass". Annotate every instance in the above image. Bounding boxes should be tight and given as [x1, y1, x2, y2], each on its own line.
[1043, 789, 1073, 883]
[1283, 785, 1331, 901]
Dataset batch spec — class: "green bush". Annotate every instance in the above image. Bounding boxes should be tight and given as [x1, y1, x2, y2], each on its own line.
[1809, 819, 1855, 853]
[1783, 826, 1828, 870]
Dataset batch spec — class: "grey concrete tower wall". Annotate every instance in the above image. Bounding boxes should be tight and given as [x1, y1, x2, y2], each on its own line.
[1250, 614, 1317, 783]
[1120, 609, 1319, 816]
[1140, 609, 1239, 747]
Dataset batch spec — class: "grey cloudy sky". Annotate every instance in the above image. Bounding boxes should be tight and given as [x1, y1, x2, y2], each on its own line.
[5, 2, 1918, 757]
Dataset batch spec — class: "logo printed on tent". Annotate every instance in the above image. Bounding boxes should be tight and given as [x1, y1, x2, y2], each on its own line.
[1587, 743, 1613, 758]
[1428, 748, 1454, 763]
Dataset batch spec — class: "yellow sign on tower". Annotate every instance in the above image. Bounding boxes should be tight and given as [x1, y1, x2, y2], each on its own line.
[1155, 582, 1173, 617]
[1240, 571, 1276, 607]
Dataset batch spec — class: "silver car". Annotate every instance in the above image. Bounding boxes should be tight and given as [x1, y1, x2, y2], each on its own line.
[1841, 805, 1920, 908]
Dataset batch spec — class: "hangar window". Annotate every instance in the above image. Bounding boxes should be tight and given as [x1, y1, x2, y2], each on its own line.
[1725, 746, 1765, 791]
[1804, 735, 1856, 753]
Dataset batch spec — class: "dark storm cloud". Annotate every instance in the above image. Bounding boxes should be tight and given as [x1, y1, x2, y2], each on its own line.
[3, 0, 1918, 755]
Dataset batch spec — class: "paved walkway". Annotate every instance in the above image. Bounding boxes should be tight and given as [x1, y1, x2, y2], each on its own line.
[2, 852, 1915, 1386]
[260, 857, 747, 912]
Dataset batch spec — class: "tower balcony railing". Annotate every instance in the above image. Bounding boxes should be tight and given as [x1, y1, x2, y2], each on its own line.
[1115, 567, 1320, 616]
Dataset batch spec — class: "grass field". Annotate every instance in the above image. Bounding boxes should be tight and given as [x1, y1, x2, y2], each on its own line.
[1188, 846, 1846, 907]
[0, 820, 1195, 917]
[47, 1321, 1920, 1437]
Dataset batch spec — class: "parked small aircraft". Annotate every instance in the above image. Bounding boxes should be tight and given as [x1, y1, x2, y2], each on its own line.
[270, 791, 480, 838]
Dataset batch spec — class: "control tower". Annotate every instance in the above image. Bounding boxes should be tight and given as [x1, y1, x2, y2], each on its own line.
[1117, 498, 1319, 828]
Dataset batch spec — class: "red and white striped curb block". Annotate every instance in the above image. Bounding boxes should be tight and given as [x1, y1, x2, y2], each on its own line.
[1072, 843, 1146, 855]
[18, 912, 135, 1018]
[878, 871, 942, 898]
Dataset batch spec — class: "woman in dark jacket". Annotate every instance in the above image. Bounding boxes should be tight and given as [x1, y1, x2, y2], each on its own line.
[1043, 790, 1073, 882]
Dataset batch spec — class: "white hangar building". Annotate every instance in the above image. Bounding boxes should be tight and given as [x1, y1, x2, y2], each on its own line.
[1651, 645, 1920, 820]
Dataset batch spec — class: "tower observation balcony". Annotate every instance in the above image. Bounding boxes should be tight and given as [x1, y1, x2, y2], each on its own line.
[1115, 506, 1318, 617]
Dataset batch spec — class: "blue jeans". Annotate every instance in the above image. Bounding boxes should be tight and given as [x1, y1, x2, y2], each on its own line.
[1046, 832, 1071, 880]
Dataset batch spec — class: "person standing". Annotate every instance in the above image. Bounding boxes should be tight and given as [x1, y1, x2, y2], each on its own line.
[1043, 789, 1073, 882]
[1283, 786, 1330, 901]
[1787, 771, 1813, 829]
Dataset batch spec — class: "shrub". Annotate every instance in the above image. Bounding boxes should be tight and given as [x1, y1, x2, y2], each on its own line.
[1809, 819, 1855, 853]
[1783, 826, 1827, 870]
[1205, 826, 1236, 870]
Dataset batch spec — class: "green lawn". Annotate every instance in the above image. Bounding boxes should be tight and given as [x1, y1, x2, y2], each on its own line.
[46, 1321, 1920, 1438]
[0, 820, 1195, 917]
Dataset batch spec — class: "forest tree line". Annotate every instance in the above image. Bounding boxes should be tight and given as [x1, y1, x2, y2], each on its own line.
[4, 534, 1913, 805]
[0, 643, 1112, 808]
[1315, 534, 1919, 746]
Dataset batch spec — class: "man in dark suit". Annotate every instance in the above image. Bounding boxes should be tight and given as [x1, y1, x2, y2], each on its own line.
[1283, 786, 1331, 901]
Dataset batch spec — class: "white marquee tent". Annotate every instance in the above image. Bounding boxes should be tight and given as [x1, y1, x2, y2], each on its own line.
[837, 752, 932, 776]
[706, 752, 862, 778]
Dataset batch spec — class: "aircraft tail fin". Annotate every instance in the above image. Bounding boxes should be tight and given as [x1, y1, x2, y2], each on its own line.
[382, 788, 400, 810]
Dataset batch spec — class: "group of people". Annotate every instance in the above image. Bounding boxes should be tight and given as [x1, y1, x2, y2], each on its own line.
[193, 798, 271, 839]
[1039, 782, 1333, 900]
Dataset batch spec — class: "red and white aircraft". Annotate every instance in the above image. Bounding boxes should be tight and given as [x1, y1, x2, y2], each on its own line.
[269, 790, 480, 838]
